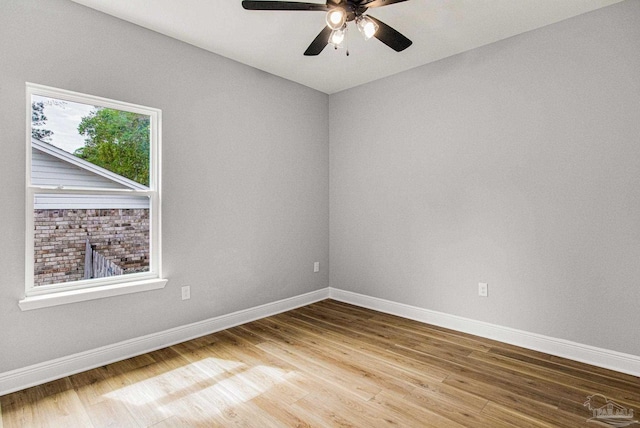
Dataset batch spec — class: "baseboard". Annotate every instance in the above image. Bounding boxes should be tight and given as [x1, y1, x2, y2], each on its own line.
[329, 288, 640, 377]
[3, 286, 638, 396]
[0, 287, 330, 396]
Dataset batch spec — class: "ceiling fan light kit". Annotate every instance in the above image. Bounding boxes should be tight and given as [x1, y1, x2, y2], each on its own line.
[241, 0, 412, 56]
[329, 25, 347, 48]
[326, 7, 347, 29]
[355, 14, 378, 40]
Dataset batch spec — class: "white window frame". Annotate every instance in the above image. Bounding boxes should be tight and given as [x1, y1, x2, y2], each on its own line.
[20, 83, 166, 310]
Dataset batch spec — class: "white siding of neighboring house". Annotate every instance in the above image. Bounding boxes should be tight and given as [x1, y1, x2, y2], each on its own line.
[32, 147, 131, 189]
[31, 146, 149, 210]
[34, 194, 149, 209]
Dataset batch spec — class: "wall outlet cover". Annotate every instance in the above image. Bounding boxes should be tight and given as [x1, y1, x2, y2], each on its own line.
[478, 282, 488, 297]
[181, 286, 191, 300]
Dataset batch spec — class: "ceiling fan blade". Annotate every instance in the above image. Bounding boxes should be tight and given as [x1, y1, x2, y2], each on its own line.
[243, 0, 336, 56]
[361, 0, 409, 8]
[242, 1, 329, 11]
[304, 26, 332, 56]
[368, 15, 412, 52]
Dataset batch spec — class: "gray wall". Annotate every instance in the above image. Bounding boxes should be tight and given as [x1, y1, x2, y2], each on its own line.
[330, 0, 640, 356]
[1, 0, 638, 376]
[0, 0, 329, 372]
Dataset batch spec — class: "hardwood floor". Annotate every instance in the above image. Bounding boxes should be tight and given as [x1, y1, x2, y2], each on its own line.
[1, 299, 639, 427]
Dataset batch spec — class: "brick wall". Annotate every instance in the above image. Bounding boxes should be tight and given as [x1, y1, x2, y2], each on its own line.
[33, 208, 149, 286]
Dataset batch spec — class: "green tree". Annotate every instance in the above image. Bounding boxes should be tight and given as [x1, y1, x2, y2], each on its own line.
[32, 101, 53, 141]
[75, 108, 150, 186]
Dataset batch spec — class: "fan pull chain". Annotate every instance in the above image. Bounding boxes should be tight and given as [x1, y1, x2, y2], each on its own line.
[346, 29, 350, 56]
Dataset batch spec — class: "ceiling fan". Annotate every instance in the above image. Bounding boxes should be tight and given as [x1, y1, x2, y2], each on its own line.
[242, 0, 412, 56]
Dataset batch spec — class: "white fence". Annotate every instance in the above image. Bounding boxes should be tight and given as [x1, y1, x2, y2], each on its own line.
[84, 239, 123, 279]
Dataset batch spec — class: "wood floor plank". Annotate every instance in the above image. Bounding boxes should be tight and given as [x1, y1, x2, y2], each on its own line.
[489, 346, 640, 389]
[444, 374, 590, 428]
[149, 414, 223, 427]
[389, 343, 565, 408]
[481, 401, 559, 428]
[2, 299, 638, 428]
[250, 394, 313, 427]
[83, 399, 142, 428]
[256, 337, 381, 401]
[549, 353, 640, 384]
[69, 367, 114, 408]
[0, 388, 37, 427]
[16, 378, 93, 427]
[261, 314, 438, 396]
[317, 301, 493, 355]
[468, 350, 640, 408]
[273, 313, 447, 394]
[400, 385, 493, 427]
[282, 308, 455, 380]
[368, 390, 464, 427]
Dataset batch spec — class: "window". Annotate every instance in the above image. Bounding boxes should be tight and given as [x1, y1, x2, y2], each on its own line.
[21, 83, 166, 310]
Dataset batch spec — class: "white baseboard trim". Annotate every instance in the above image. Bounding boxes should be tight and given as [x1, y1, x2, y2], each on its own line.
[3, 286, 638, 396]
[329, 288, 640, 377]
[0, 287, 330, 396]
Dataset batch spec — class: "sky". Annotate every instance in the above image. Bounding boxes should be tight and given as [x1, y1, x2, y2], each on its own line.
[32, 94, 96, 154]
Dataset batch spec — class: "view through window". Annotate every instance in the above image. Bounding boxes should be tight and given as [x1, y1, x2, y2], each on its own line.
[26, 84, 160, 295]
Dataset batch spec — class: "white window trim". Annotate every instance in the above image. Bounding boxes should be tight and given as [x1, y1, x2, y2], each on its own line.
[18, 278, 168, 311]
[22, 83, 166, 311]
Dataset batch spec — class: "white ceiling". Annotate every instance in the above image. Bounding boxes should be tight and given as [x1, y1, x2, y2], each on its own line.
[70, 0, 623, 94]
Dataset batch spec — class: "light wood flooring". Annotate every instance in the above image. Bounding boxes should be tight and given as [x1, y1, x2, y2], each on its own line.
[1, 299, 639, 427]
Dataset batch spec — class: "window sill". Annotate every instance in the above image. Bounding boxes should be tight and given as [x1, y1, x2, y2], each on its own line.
[18, 278, 168, 311]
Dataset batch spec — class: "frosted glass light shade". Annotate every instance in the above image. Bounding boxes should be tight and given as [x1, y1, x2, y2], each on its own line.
[329, 26, 347, 48]
[326, 8, 346, 30]
[356, 15, 378, 40]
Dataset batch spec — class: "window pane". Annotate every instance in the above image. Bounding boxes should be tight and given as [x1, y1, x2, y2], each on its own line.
[33, 195, 150, 286]
[31, 95, 150, 189]
[26, 83, 161, 299]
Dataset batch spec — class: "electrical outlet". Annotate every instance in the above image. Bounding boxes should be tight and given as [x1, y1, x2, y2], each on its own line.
[314, 262, 320, 273]
[181, 285, 190, 300]
[478, 282, 488, 297]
